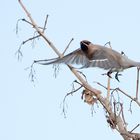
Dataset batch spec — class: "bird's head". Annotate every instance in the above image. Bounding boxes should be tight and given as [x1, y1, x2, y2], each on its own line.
[80, 40, 91, 52]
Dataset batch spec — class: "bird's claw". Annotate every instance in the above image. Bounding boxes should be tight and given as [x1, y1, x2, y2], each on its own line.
[102, 71, 122, 82]
[102, 71, 112, 78]
[107, 71, 112, 78]
[115, 72, 122, 82]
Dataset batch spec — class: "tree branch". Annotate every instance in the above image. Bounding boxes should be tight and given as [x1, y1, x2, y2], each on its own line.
[18, 1, 140, 140]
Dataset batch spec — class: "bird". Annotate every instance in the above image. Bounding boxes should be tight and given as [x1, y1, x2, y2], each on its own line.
[34, 40, 140, 81]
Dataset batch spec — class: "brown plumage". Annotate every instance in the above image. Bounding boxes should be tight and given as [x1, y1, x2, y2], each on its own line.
[35, 40, 140, 81]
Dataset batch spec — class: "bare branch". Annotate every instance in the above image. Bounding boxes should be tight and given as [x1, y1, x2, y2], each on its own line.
[42, 15, 49, 33]
[136, 68, 139, 100]
[104, 41, 111, 47]
[95, 82, 140, 107]
[52, 64, 60, 78]
[107, 77, 111, 100]
[21, 18, 34, 27]
[62, 81, 83, 118]
[62, 38, 74, 55]
[18, 1, 140, 139]
[15, 44, 23, 60]
[106, 41, 112, 100]
[130, 124, 140, 133]
[18, 0, 61, 56]
[21, 16, 48, 31]
[17, 18, 45, 31]
[15, 15, 49, 61]
[15, 32, 40, 60]
[23, 34, 40, 45]
[25, 62, 37, 83]
[120, 103, 127, 126]
[116, 88, 140, 107]
[77, 71, 87, 82]
[128, 100, 133, 114]
[18, 0, 101, 97]
[94, 81, 113, 90]
[16, 18, 22, 34]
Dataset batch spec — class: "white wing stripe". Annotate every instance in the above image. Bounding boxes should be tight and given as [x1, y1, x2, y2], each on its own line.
[89, 58, 108, 62]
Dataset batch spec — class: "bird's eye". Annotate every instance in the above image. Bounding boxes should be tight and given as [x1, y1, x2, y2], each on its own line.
[121, 51, 125, 55]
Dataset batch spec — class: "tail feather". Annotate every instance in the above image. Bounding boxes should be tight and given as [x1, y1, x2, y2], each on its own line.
[134, 62, 140, 68]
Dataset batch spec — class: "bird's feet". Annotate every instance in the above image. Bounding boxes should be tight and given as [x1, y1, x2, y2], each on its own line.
[102, 71, 112, 78]
[102, 71, 122, 82]
[107, 71, 112, 78]
[115, 72, 122, 82]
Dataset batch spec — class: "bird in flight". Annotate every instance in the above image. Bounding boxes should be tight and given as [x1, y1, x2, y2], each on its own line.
[34, 40, 140, 81]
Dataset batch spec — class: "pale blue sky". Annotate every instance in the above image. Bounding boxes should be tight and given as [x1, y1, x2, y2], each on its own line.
[1, 0, 140, 140]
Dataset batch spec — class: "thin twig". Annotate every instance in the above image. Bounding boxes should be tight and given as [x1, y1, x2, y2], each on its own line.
[21, 18, 46, 30]
[104, 41, 111, 48]
[18, 0, 61, 56]
[96, 80, 140, 107]
[52, 64, 60, 78]
[62, 84, 83, 117]
[128, 100, 133, 114]
[117, 103, 122, 117]
[24, 62, 37, 83]
[77, 71, 87, 82]
[16, 19, 23, 34]
[120, 103, 127, 126]
[23, 34, 40, 45]
[16, 14, 49, 60]
[106, 41, 112, 100]
[136, 67, 139, 100]
[62, 38, 74, 55]
[19, 17, 48, 32]
[130, 124, 140, 133]
[42, 15, 49, 33]
[22, 18, 34, 26]
[107, 78, 111, 100]
[15, 33, 40, 60]
[15, 44, 23, 60]
[95, 82, 140, 107]
[116, 88, 140, 106]
[65, 85, 83, 98]
[113, 102, 117, 123]
[94, 81, 113, 90]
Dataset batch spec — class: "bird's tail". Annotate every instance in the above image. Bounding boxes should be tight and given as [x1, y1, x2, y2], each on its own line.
[128, 59, 140, 68]
[133, 62, 140, 68]
[124, 57, 140, 68]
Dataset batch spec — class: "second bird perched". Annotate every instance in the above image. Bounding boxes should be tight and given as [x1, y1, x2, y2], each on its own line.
[35, 40, 140, 81]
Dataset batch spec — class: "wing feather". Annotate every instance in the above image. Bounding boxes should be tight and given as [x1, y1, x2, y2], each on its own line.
[84, 48, 121, 70]
[35, 49, 89, 66]
[35, 45, 121, 71]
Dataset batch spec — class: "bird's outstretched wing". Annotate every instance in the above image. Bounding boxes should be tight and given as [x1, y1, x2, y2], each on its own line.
[34, 49, 89, 66]
[35, 46, 121, 70]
